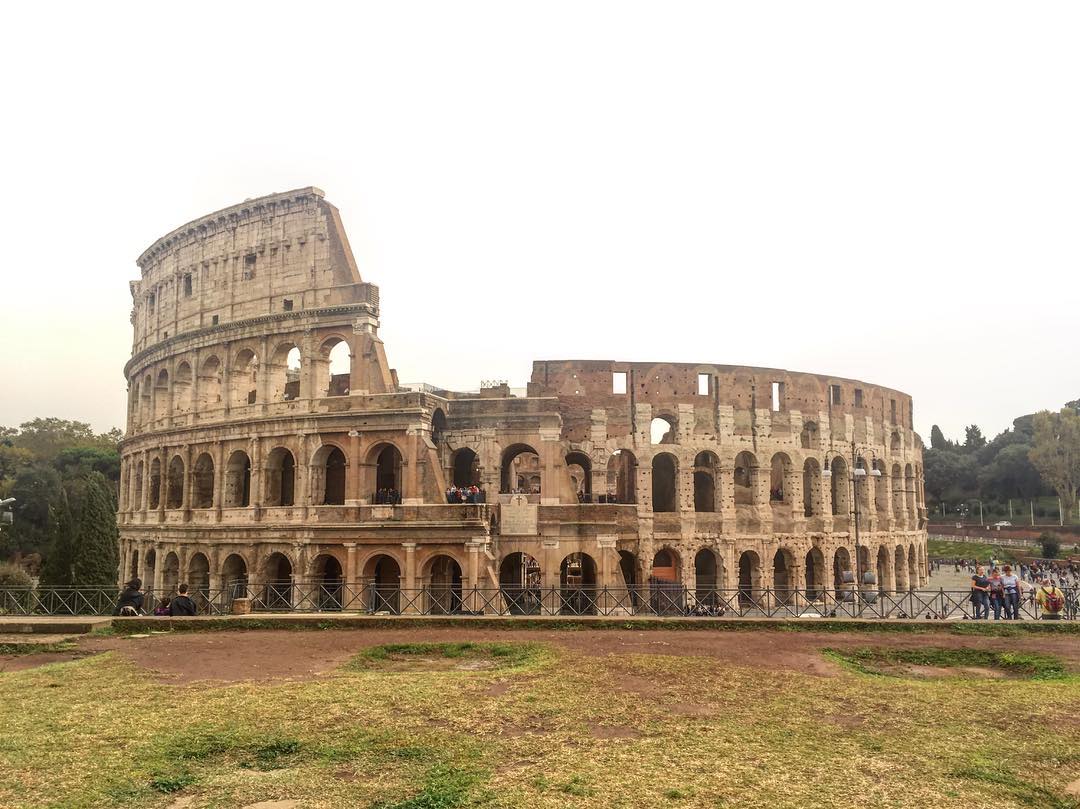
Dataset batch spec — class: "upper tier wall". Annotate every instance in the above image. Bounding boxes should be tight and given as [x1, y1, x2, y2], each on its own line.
[129, 187, 370, 356]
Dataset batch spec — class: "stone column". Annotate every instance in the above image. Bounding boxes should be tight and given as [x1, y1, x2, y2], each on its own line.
[752, 463, 772, 534]
[344, 542, 358, 606]
[719, 463, 736, 534]
[157, 447, 167, 524]
[404, 427, 422, 504]
[402, 542, 418, 614]
[541, 539, 560, 614]
[152, 543, 165, 595]
[538, 429, 561, 505]
[296, 433, 309, 520]
[213, 443, 224, 522]
[465, 540, 483, 613]
[181, 444, 192, 522]
[346, 431, 362, 505]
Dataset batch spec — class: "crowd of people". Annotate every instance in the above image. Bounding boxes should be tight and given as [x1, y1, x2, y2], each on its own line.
[114, 578, 198, 617]
[445, 485, 486, 504]
[374, 488, 402, 505]
[963, 563, 1075, 620]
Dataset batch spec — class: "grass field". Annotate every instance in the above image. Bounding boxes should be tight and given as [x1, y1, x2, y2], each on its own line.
[0, 630, 1078, 809]
[927, 538, 1036, 563]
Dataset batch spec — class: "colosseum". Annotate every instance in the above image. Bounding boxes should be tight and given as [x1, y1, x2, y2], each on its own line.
[118, 187, 929, 615]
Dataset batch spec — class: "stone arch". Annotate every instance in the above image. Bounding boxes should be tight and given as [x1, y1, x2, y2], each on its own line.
[198, 355, 223, 410]
[876, 545, 891, 594]
[261, 551, 294, 610]
[363, 553, 401, 613]
[451, 447, 480, 488]
[737, 550, 761, 606]
[559, 552, 597, 615]
[140, 373, 153, 425]
[192, 452, 214, 508]
[694, 548, 721, 606]
[734, 451, 760, 532]
[805, 546, 826, 600]
[153, 368, 170, 422]
[904, 463, 916, 523]
[311, 444, 347, 505]
[890, 431, 902, 453]
[802, 458, 822, 517]
[894, 544, 909, 592]
[499, 552, 542, 614]
[772, 547, 796, 604]
[769, 453, 793, 503]
[874, 460, 889, 518]
[891, 463, 905, 524]
[311, 553, 345, 610]
[129, 379, 141, 430]
[800, 420, 817, 450]
[265, 447, 296, 506]
[163, 551, 180, 593]
[832, 547, 854, 601]
[651, 452, 678, 513]
[224, 450, 252, 508]
[565, 451, 592, 500]
[424, 554, 463, 615]
[165, 455, 185, 509]
[173, 361, 193, 415]
[369, 443, 403, 502]
[908, 543, 919, 586]
[268, 342, 302, 402]
[320, 336, 352, 397]
[221, 553, 249, 599]
[829, 456, 849, 529]
[607, 449, 637, 504]
[134, 459, 145, 508]
[500, 443, 541, 494]
[693, 451, 719, 513]
[651, 547, 680, 582]
[650, 414, 676, 445]
[230, 348, 259, 407]
[148, 457, 162, 509]
[187, 552, 210, 598]
[431, 408, 447, 445]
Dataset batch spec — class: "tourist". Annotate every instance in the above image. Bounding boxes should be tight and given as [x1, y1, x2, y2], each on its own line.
[114, 578, 144, 616]
[168, 583, 198, 616]
[153, 597, 171, 616]
[987, 568, 1005, 620]
[1036, 577, 1065, 621]
[970, 566, 989, 619]
[1000, 565, 1021, 620]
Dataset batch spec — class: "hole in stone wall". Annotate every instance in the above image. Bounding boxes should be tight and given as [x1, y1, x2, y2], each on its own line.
[612, 372, 627, 394]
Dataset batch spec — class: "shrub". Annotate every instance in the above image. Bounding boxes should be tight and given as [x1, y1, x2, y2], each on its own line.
[1037, 532, 1061, 559]
[0, 562, 32, 588]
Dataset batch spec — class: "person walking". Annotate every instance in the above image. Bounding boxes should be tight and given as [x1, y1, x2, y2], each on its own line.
[1036, 577, 1066, 621]
[970, 566, 990, 619]
[1000, 565, 1021, 620]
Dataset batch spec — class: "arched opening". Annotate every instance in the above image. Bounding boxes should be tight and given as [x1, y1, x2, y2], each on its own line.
[559, 552, 597, 615]
[501, 444, 541, 494]
[365, 555, 401, 613]
[153, 369, 170, 422]
[890, 431, 901, 453]
[874, 460, 889, 519]
[163, 551, 179, 593]
[313, 554, 344, 611]
[894, 545, 909, 592]
[803, 458, 822, 518]
[187, 552, 210, 604]
[265, 447, 296, 506]
[425, 555, 463, 614]
[876, 545, 890, 595]
[134, 459, 144, 509]
[618, 550, 638, 590]
[650, 548, 683, 614]
[269, 343, 302, 402]
[606, 449, 637, 504]
[651, 453, 678, 513]
[173, 362, 193, 415]
[650, 415, 675, 444]
[773, 548, 794, 605]
[262, 552, 293, 610]
[908, 544, 918, 588]
[805, 547, 825, 600]
[431, 409, 447, 445]
[854, 457, 871, 513]
[140, 373, 153, 425]
[322, 447, 347, 505]
[904, 464, 916, 524]
[371, 444, 402, 503]
[694, 548, 719, 607]
[230, 348, 259, 407]
[166, 455, 185, 509]
[129, 380, 140, 430]
[693, 452, 719, 513]
[148, 458, 162, 509]
[198, 356, 223, 410]
[224, 451, 252, 508]
[738, 551, 761, 607]
[451, 448, 480, 488]
[322, 338, 352, 397]
[800, 421, 817, 450]
[192, 453, 214, 508]
[144, 549, 156, 591]
[221, 554, 248, 599]
[565, 451, 592, 501]
[499, 552, 542, 615]
[129, 548, 139, 580]
[770, 454, 792, 503]
[734, 451, 759, 532]
[833, 547, 853, 599]
[891, 463, 905, 526]
[829, 457, 849, 529]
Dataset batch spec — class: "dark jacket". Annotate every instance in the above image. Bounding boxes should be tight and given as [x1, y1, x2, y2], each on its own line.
[114, 587, 144, 615]
[169, 595, 198, 616]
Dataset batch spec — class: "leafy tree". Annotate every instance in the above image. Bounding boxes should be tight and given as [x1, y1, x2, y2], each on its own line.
[964, 425, 986, 450]
[12, 418, 100, 461]
[70, 472, 119, 587]
[53, 446, 120, 484]
[976, 443, 1043, 500]
[2, 464, 64, 557]
[39, 488, 74, 586]
[1029, 408, 1080, 523]
[1037, 532, 1061, 559]
[923, 450, 977, 502]
[930, 425, 948, 450]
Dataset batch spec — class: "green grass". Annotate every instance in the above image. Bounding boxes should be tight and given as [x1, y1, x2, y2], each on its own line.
[824, 647, 1069, 680]
[927, 538, 1035, 563]
[0, 639, 1077, 808]
[0, 640, 77, 656]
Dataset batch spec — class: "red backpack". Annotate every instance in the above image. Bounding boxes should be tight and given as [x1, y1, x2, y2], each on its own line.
[1042, 588, 1064, 613]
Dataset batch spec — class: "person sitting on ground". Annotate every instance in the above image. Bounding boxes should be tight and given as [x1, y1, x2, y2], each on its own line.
[168, 583, 198, 616]
[114, 578, 144, 616]
[1036, 577, 1066, 621]
[153, 597, 171, 616]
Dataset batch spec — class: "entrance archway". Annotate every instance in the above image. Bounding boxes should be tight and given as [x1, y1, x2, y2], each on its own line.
[805, 547, 825, 601]
[606, 450, 637, 503]
[262, 552, 293, 610]
[365, 554, 401, 614]
[559, 553, 597, 615]
[451, 448, 480, 488]
[501, 444, 541, 494]
[373, 444, 403, 502]
[426, 555, 463, 614]
[312, 554, 344, 611]
[738, 551, 761, 607]
[499, 552, 542, 615]
[651, 453, 677, 512]
[772, 548, 795, 605]
[694, 548, 719, 608]
[221, 553, 248, 600]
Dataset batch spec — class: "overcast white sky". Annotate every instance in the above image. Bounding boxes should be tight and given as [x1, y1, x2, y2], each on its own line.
[1, 2, 1077, 442]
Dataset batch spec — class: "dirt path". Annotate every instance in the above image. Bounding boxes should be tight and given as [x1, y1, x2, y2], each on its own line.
[0, 627, 1056, 683]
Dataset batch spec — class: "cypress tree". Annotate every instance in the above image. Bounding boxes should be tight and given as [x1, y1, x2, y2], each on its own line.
[71, 472, 120, 586]
[39, 488, 74, 586]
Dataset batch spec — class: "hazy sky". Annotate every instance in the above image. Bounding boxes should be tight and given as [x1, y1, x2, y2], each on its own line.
[2, 2, 1077, 443]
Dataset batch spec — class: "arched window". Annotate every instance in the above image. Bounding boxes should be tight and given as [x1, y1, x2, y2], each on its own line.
[565, 451, 592, 501]
[322, 338, 351, 397]
[198, 356, 223, 410]
[148, 458, 162, 509]
[650, 415, 675, 445]
[265, 447, 296, 506]
[501, 444, 541, 494]
[372, 445, 402, 502]
[323, 447, 347, 505]
[606, 450, 637, 504]
[134, 459, 144, 508]
[173, 362, 193, 414]
[451, 448, 480, 487]
[802, 458, 821, 517]
[829, 457, 849, 524]
[165, 455, 185, 509]
[693, 452, 718, 513]
[269, 343, 302, 401]
[153, 369, 170, 422]
[224, 450, 252, 507]
[230, 349, 259, 407]
[769, 453, 792, 504]
[192, 453, 214, 508]
[651, 453, 677, 512]
[431, 409, 447, 445]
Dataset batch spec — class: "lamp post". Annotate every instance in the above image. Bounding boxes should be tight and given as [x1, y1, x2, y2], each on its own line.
[824, 443, 879, 607]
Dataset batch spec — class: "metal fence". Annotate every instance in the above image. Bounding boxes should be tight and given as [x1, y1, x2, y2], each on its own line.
[0, 584, 1075, 620]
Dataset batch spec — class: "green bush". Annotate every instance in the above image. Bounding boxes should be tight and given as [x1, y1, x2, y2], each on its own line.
[0, 562, 32, 588]
[1037, 532, 1061, 559]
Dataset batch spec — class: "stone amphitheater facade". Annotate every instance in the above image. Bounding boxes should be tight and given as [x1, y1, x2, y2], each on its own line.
[118, 187, 929, 612]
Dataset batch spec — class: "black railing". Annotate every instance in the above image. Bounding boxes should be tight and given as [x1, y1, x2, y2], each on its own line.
[0, 584, 1074, 620]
